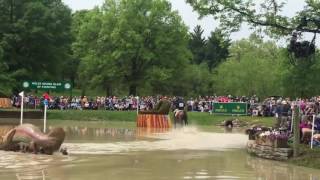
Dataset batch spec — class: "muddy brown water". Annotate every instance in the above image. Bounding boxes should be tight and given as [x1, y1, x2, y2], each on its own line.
[0, 124, 320, 180]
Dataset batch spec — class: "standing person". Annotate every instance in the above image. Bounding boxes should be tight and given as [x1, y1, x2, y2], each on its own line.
[153, 96, 171, 114]
[280, 100, 290, 129]
[41, 92, 51, 110]
[43, 92, 50, 101]
[275, 100, 282, 128]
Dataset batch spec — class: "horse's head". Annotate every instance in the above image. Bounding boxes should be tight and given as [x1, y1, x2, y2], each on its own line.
[46, 127, 66, 152]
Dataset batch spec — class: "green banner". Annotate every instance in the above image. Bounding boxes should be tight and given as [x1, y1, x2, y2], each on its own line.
[213, 102, 247, 115]
[22, 81, 72, 91]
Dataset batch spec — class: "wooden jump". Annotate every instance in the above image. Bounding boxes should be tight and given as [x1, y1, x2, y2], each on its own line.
[137, 112, 171, 128]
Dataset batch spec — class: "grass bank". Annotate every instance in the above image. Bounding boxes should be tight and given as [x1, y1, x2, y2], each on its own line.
[47, 110, 275, 127]
[288, 145, 320, 169]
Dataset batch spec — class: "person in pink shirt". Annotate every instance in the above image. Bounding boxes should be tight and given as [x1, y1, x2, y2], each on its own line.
[300, 100, 306, 114]
[300, 115, 312, 143]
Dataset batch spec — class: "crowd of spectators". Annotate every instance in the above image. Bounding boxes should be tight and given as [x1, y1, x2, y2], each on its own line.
[10, 94, 259, 112]
[250, 96, 320, 145]
[9, 93, 320, 145]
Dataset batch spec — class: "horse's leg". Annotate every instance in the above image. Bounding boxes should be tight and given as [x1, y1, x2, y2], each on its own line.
[183, 111, 188, 126]
[30, 141, 38, 154]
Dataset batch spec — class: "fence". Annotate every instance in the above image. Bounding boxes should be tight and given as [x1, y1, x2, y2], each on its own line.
[0, 98, 11, 108]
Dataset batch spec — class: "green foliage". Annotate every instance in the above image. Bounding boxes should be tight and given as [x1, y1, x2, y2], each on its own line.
[75, 0, 191, 96]
[205, 29, 231, 72]
[178, 63, 213, 96]
[72, 8, 117, 95]
[186, 0, 301, 36]
[0, 0, 72, 94]
[189, 25, 206, 64]
[281, 52, 320, 98]
[213, 35, 283, 97]
[187, 0, 320, 98]
[2, 0, 320, 98]
[0, 45, 14, 96]
[207, 33, 320, 98]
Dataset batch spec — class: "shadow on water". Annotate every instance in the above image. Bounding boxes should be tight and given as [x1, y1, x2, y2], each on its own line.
[0, 124, 320, 180]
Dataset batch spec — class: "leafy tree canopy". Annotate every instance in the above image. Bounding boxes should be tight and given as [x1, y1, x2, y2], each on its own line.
[213, 34, 284, 97]
[76, 0, 191, 96]
[189, 25, 206, 64]
[186, 0, 320, 36]
[0, 0, 72, 94]
[205, 28, 231, 71]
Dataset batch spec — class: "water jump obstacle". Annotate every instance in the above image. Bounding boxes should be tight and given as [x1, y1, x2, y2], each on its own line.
[137, 112, 171, 128]
[136, 99, 172, 128]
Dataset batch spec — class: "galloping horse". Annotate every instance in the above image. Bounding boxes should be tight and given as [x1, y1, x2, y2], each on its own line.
[173, 109, 188, 128]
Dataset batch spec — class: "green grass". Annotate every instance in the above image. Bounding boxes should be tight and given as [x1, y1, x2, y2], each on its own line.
[288, 145, 320, 169]
[47, 110, 275, 127]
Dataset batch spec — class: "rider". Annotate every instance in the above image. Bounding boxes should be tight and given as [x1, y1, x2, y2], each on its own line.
[174, 97, 188, 123]
[153, 96, 171, 114]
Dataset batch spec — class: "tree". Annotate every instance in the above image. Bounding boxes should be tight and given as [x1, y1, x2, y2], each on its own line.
[189, 25, 206, 64]
[281, 51, 320, 98]
[72, 8, 117, 96]
[0, 45, 14, 96]
[187, 0, 320, 98]
[77, 0, 190, 96]
[213, 35, 283, 97]
[0, 0, 72, 92]
[205, 29, 231, 72]
[186, 0, 320, 36]
[181, 63, 214, 96]
[63, 10, 90, 88]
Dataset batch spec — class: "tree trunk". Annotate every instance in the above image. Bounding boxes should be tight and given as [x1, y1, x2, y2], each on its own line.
[10, 0, 14, 23]
[105, 85, 112, 97]
[81, 88, 86, 97]
[70, 75, 75, 89]
[129, 84, 137, 96]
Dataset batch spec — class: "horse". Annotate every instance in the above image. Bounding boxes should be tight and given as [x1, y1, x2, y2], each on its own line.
[173, 109, 188, 128]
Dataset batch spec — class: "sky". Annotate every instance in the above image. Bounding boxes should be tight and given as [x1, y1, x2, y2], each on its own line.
[62, 0, 306, 41]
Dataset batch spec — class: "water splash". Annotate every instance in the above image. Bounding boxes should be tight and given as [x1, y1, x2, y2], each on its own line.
[64, 126, 247, 155]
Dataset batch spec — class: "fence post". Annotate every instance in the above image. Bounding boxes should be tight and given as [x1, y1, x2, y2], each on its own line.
[293, 105, 300, 157]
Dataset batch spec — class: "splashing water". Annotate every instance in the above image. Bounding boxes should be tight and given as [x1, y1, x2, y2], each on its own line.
[64, 126, 248, 155]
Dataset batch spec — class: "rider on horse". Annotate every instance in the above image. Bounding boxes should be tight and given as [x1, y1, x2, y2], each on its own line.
[173, 97, 188, 126]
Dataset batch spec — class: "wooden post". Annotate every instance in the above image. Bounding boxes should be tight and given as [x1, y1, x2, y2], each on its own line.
[43, 103, 47, 133]
[293, 105, 300, 157]
[19, 91, 24, 125]
[311, 115, 316, 149]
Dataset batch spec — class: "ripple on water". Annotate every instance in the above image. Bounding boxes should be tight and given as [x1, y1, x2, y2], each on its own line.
[0, 151, 75, 173]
